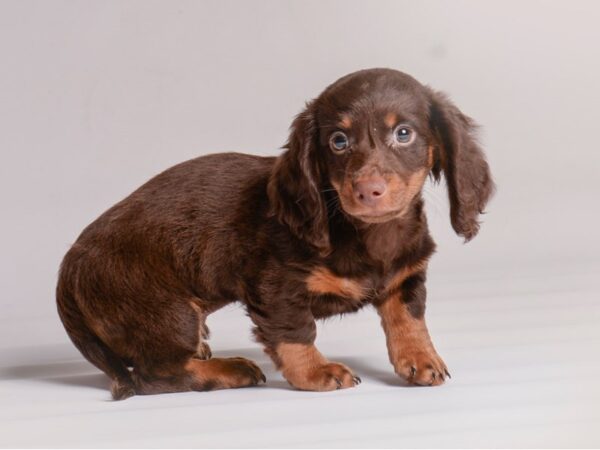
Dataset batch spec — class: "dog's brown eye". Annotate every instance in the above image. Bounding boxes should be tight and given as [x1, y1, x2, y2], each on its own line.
[329, 131, 349, 153]
[393, 126, 414, 145]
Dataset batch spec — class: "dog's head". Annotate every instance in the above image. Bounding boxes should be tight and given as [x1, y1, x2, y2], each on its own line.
[269, 68, 494, 254]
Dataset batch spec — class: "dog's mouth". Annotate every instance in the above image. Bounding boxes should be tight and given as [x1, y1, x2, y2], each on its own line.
[350, 206, 408, 224]
[331, 185, 410, 224]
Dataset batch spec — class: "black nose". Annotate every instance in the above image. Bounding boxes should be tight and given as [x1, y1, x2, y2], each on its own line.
[353, 178, 387, 207]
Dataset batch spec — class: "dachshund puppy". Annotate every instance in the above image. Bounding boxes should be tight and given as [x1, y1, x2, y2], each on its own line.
[57, 68, 494, 399]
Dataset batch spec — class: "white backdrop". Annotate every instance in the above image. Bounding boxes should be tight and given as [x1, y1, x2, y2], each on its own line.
[1, 1, 599, 447]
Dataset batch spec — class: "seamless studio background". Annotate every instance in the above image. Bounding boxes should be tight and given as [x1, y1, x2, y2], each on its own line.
[1, 1, 599, 448]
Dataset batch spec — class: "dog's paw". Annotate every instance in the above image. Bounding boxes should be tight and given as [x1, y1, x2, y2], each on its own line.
[219, 357, 267, 387]
[189, 357, 266, 390]
[393, 348, 449, 386]
[287, 362, 361, 391]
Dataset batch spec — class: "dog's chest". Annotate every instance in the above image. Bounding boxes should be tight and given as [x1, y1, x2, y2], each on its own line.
[305, 259, 426, 316]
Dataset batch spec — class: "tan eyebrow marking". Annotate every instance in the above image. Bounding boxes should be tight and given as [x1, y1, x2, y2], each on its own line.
[339, 115, 352, 129]
[384, 112, 397, 128]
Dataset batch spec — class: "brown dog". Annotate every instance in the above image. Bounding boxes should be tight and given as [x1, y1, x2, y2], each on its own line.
[57, 68, 494, 399]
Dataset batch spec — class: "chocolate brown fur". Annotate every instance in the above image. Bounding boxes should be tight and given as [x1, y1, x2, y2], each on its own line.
[56, 68, 494, 399]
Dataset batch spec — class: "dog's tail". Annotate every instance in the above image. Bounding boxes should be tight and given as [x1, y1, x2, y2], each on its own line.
[56, 261, 136, 400]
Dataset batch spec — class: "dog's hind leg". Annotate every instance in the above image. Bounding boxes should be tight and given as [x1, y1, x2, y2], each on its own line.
[130, 301, 265, 395]
[132, 357, 265, 395]
[189, 301, 212, 360]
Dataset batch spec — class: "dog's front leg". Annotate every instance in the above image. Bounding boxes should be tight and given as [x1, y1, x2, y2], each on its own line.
[274, 341, 361, 391]
[376, 273, 449, 386]
[250, 306, 361, 391]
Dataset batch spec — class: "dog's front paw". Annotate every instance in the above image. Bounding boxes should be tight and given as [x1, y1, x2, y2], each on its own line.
[393, 347, 449, 386]
[286, 362, 361, 391]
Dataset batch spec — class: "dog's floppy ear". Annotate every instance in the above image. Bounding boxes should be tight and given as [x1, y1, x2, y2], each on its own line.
[268, 101, 330, 255]
[427, 88, 495, 241]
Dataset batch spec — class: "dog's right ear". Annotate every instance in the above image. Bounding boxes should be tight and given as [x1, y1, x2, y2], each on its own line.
[268, 101, 330, 255]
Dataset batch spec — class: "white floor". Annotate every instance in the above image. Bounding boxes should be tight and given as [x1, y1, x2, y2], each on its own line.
[1, 264, 599, 448]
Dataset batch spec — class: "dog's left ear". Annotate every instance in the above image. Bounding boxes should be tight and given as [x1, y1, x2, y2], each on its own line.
[427, 88, 495, 241]
[268, 101, 330, 255]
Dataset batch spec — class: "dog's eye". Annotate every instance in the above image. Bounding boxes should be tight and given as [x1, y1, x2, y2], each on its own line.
[393, 126, 415, 145]
[329, 131, 349, 153]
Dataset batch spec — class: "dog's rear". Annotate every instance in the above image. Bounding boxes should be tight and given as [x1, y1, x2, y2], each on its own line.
[56, 249, 136, 400]
[56, 153, 273, 399]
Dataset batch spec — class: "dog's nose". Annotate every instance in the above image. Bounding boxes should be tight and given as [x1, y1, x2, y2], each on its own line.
[353, 178, 388, 206]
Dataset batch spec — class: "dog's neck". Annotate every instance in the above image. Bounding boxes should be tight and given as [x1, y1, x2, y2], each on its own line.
[362, 200, 425, 267]
[329, 197, 427, 269]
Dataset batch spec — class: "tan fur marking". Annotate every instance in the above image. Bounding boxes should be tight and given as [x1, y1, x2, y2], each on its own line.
[427, 145, 434, 168]
[184, 358, 227, 380]
[378, 296, 431, 350]
[356, 168, 428, 220]
[306, 267, 366, 301]
[275, 343, 356, 391]
[385, 258, 429, 293]
[377, 294, 447, 386]
[184, 357, 264, 389]
[276, 343, 327, 390]
[339, 115, 352, 129]
[405, 168, 429, 198]
[276, 343, 327, 375]
[384, 112, 397, 128]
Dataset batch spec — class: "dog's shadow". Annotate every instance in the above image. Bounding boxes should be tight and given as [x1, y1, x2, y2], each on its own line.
[0, 346, 287, 391]
[334, 356, 408, 387]
[1, 358, 110, 390]
[0, 346, 403, 392]
[217, 349, 406, 388]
